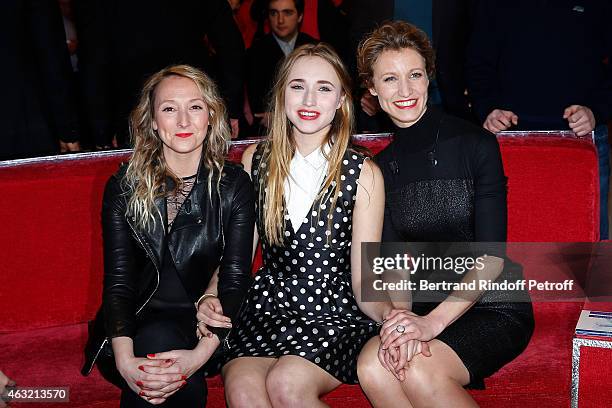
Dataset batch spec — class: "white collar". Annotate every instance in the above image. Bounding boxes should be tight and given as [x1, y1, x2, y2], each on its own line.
[294, 143, 331, 171]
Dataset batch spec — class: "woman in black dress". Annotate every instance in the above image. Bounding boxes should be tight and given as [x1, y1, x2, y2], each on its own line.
[82, 65, 255, 407]
[355, 22, 534, 407]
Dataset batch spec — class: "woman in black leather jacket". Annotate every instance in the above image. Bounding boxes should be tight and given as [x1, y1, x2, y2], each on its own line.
[82, 65, 255, 407]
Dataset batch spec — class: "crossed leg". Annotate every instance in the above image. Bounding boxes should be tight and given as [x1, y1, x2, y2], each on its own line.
[357, 336, 478, 408]
[223, 355, 341, 408]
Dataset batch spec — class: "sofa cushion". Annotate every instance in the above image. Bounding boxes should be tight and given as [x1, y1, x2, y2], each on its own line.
[0, 302, 581, 408]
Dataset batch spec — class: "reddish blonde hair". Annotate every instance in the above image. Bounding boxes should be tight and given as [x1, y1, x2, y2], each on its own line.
[357, 21, 435, 89]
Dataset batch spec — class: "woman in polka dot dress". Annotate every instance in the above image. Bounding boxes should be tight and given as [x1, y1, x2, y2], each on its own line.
[196, 43, 423, 406]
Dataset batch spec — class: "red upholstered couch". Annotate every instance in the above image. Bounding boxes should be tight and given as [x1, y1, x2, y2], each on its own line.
[0, 134, 599, 407]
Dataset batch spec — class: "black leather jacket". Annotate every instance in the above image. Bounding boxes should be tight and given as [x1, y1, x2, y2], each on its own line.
[82, 161, 254, 375]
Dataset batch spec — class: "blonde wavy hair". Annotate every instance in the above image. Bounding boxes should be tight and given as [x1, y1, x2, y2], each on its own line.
[124, 64, 230, 231]
[258, 43, 355, 246]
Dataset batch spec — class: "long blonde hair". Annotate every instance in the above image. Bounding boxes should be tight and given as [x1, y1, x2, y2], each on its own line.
[124, 64, 230, 231]
[258, 43, 355, 246]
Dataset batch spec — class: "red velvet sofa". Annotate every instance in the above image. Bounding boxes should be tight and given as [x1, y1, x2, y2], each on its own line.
[0, 134, 599, 407]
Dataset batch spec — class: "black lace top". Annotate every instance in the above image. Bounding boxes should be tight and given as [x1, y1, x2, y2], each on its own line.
[166, 174, 196, 230]
[146, 174, 197, 311]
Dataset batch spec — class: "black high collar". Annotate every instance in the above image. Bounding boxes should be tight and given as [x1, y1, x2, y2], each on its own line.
[392, 106, 444, 152]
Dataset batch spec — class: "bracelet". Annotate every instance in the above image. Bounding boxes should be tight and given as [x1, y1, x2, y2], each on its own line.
[195, 293, 217, 309]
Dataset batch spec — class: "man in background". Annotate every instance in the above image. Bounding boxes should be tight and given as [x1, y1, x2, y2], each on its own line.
[246, 0, 317, 133]
[466, 0, 611, 239]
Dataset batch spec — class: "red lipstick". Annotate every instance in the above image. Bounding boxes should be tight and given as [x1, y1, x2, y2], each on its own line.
[175, 133, 193, 138]
[393, 99, 418, 110]
[297, 110, 320, 120]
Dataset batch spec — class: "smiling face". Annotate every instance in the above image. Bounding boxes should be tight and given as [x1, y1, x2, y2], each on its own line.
[369, 47, 429, 128]
[152, 75, 209, 166]
[284, 56, 344, 141]
[268, 0, 302, 41]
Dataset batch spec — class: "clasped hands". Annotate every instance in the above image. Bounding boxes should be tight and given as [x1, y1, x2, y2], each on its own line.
[377, 309, 444, 381]
[484, 105, 595, 136]
[118, 345, 218, 405]
[116, 300, 223, 406]
[117, 354, 186, 405]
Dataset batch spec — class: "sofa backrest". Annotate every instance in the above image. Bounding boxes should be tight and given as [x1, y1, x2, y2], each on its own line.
[0, 135, 598, 332]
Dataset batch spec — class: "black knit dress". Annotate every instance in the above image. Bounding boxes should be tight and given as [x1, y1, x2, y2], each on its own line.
[375, 107, 534, 389]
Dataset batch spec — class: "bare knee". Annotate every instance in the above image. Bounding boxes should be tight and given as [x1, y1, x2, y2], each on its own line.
[223, 366, 269, 408]
[225, 383, 261, 408]
[357, 340, 390, 392]
[401, 355, 455, 400]
[265, 367, 313, 408]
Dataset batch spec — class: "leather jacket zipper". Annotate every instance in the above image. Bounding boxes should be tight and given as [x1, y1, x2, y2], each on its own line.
[218, 203, 232, 351]
[90, 217, 161, 370]
[126, 217, 161, 315]
[83, 337, 109, 375]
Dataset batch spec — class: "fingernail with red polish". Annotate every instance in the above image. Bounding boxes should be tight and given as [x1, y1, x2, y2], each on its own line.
[181, 375, 187, 380]
[166, 359, 173, 364]
[147, 353, 156, 358]
[180, 381, 187, 388]
[136, 381, 143, 387]
[139, 391, 145, 396]
[138, 365, 145, 371]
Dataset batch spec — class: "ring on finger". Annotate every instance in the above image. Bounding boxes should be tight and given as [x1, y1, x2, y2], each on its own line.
[395, 324, 406, 334]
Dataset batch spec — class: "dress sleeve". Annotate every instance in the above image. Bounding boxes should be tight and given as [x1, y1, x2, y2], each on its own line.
[472, 132, 507, 244]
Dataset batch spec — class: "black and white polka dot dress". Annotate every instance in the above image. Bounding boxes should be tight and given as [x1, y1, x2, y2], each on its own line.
[225, 145, 378, 383]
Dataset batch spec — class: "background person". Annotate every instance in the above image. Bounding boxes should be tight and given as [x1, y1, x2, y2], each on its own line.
[466, 0, 612, 239]
[246, 0, 318, 134]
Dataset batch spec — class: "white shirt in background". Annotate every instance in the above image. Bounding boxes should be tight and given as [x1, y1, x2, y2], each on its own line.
[273, 32, 298, 56]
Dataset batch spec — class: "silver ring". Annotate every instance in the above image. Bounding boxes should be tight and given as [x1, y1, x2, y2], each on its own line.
[197, 320, 204, 326]
[395, 324, 406, 334]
